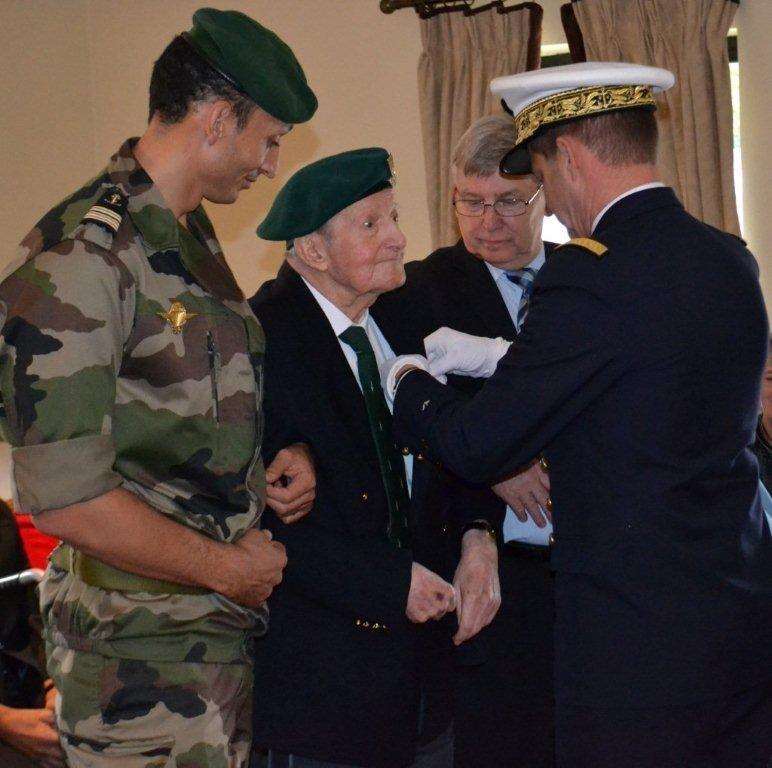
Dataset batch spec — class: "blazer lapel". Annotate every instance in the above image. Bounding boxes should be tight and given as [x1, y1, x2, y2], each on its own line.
[277, 266, 380, 470]
[455, 244, 518, 338]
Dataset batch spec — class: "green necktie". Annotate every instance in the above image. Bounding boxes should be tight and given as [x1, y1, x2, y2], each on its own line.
[339, 325, 411, 548]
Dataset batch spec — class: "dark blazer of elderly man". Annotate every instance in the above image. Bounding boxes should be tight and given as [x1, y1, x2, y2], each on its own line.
[249, 148, 500, 768]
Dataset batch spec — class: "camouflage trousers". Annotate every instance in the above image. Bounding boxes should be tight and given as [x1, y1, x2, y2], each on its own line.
[47, 644, 253, 768]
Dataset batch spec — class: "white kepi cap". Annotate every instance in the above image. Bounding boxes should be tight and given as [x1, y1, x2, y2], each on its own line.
[491, 61, 675, 175]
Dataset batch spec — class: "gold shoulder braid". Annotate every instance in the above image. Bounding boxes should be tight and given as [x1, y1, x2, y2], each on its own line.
[557, 237, 609, 259]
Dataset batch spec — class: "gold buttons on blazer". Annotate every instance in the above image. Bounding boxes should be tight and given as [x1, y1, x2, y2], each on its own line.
[360, 492, 368, 502]
[539, 456, 549, 471]
[354, 618, 388, 633]
[548, 533, 556, 546]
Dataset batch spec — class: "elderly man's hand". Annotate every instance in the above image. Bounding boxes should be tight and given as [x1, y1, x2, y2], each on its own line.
[492, 460, 551, 527]
[453, 528, 501, 645]
[406, 562, 456, 623]
[424, 327, 512, 379]
[0, 701, 65, 768]
[266, 442, 316, 523]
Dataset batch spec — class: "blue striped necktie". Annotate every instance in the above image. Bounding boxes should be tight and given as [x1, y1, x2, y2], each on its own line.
[506, 267, 537, 332]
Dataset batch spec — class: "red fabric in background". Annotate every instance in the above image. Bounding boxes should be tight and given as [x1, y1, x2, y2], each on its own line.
[14, 513, 59, 569]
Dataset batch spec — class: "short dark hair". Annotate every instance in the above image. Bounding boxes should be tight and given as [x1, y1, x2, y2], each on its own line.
[528, 108, 658, 166]
[148, 35, 256, 129]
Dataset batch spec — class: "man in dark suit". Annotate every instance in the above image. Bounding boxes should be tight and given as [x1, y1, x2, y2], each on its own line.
[374, 114, 556, 768]
[249, 148, 501, 768]
[384, 63, 772, 768]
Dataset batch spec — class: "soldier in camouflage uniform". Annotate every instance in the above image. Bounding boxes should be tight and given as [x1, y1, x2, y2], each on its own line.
[0, 9, 318, 767]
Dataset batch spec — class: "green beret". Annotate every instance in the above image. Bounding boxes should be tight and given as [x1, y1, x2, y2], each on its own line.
[257, 148, 395, 241]
[184, 8, 317, 124]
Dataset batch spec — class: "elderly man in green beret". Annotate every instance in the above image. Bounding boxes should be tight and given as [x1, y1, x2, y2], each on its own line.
[0, 8, 318, 768]
[249, 149, 500, 768]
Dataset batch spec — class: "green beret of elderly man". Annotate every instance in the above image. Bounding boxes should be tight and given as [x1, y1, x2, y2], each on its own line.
[0, 8, 319, 768]
[248, 149, 500, 767]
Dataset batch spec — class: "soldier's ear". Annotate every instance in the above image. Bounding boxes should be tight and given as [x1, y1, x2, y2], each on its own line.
[203, 100, 233, 145]
[293, 232, 330, 273]
[555, 135, 581, 183]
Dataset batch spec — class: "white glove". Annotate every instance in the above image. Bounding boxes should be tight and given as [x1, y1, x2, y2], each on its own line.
[379, 354, 445, 405]
[425, 327, 512, 379]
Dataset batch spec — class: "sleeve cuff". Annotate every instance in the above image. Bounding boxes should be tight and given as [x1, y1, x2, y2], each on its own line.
[13, 434, 123, 514]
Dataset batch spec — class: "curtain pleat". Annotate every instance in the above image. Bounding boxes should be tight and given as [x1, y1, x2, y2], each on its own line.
[564, 0, 739, 234]
[418, 4, 542, 248]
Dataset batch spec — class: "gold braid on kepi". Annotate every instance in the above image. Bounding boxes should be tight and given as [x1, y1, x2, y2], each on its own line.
[490, 62, 675, 176]
[514, 84, 655, 147]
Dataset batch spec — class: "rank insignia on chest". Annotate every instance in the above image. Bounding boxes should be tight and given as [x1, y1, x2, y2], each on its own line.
[158, 301, 198, 334]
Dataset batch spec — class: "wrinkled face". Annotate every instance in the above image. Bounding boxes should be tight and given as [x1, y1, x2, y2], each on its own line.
[204, 106, 291, 204]
[322, 188, 407, 300]
[453, 171, 545, 270]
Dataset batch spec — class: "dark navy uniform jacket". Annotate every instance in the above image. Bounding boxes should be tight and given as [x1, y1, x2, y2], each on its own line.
[394, 186, 772, 708]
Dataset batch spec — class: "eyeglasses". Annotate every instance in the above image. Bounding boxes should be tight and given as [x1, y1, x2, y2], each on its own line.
[453, 184, 543, 218]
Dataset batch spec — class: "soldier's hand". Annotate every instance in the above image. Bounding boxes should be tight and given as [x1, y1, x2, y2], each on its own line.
[219, 529, 287, 606]
[0, 705, 65, 768]
[425, 327, 512, 379]
[453, 529, 501, 645]
[492, 459, 551, 526]
[265, 443, 316, 523]
[406, 562, 456, 623]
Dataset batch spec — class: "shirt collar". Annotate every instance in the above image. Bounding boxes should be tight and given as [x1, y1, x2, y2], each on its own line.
[104, 138, 242, 302]
[591, 182, 666, 234]
[485, 244, 546, 282]
[103, 138, 182, 252]
[301, 277, 370, 337]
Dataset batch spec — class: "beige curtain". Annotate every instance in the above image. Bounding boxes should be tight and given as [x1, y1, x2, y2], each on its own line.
[418, 3, 542, 249]
[565, 0, 739, 234]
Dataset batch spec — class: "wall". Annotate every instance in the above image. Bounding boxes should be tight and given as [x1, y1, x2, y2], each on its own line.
[736, 0, 772, 309]
[2, 0, 768, 305]
[1, 0, 426, 296]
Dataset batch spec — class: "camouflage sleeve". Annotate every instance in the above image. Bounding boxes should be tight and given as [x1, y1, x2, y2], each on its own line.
[0, 239, 135, 514]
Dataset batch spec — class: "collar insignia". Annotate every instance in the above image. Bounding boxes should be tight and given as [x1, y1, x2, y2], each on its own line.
[387, 153, 397, 187]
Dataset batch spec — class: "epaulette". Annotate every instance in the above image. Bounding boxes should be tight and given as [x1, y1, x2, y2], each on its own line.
[555, 237, 609, 260]
[82, 187, 127, 234]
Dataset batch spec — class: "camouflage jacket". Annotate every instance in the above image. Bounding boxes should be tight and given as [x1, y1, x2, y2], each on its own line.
[0, 139, 267, 663]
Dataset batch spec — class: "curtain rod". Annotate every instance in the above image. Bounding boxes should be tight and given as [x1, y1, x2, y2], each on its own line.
[380, 0, 531, 19]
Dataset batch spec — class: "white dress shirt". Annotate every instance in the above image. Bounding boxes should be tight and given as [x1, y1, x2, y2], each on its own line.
[486, 249, 553, 545]
[302, 278, 413, 491]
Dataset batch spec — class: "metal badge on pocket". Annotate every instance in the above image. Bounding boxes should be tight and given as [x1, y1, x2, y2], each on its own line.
[158, 301, 198, 334]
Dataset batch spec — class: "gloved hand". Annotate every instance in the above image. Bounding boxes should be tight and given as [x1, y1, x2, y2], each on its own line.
[425, 327, 512, 379]
[379, 354, 444, 405]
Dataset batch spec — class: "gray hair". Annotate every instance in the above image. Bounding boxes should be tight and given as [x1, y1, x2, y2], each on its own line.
[452, 114, 517, 177]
